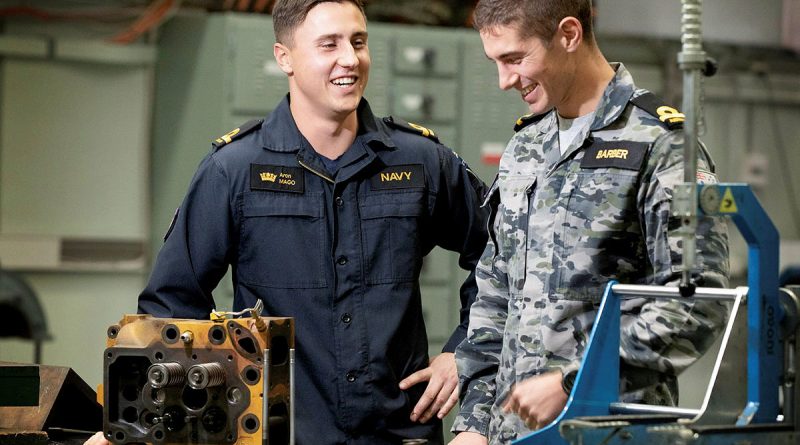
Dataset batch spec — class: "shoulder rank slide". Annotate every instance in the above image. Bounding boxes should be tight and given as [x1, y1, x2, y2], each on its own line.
[212, 119, 264, 150]
[384, 116, 440, 143]
[630, 92, 684, 130]
[514, 112, 547, 132]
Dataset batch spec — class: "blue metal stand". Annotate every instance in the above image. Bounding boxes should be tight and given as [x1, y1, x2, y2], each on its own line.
[703, 184, 781, 424]
[512, 184, 781, 444]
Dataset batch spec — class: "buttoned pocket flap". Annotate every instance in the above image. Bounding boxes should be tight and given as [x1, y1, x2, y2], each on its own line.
[243, 192, 322, 218]
[359, 191, 425, 219]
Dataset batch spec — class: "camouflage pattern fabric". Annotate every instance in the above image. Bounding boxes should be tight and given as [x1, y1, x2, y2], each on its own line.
[452, 64, 730, 443]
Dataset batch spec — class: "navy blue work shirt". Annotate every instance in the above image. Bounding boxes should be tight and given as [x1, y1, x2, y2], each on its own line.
[138, 96, 489, 445]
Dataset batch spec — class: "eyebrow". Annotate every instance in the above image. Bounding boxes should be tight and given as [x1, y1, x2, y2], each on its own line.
[488, 51, 524, 61]
[314, 31, 368, 42]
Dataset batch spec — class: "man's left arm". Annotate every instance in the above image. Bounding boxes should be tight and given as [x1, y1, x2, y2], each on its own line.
[621, 133, 731, 376]
[400, 146, 489, 422]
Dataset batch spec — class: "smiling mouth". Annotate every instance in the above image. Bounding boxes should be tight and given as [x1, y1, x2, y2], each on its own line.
[521, 83, 537, 98]
[331, 76, 357, 87]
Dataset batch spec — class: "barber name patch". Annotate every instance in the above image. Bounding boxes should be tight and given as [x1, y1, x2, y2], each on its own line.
[370, 164, 424, 190]
[580, 140, 649, 170]
[250, 164, 304, 193]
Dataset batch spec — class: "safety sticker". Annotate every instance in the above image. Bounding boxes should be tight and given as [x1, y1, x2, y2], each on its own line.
[719, 187, 738, 213]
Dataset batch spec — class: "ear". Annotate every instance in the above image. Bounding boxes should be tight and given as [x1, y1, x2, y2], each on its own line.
[273, 42, 294, 75]
[557, 17, 583, 52]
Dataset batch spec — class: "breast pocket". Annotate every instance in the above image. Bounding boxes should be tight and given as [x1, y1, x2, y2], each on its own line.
[553, 171, 641, 302]
[238, 191, 327, 288]
[498, 175, 536, 295]
[359, 190, 426, 285]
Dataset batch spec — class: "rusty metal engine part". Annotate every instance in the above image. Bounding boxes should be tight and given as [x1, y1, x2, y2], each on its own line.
[103, 307, 294, 445]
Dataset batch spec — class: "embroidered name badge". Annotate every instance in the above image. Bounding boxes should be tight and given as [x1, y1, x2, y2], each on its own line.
[370, 164, 425, 190]
[250, 164, 304, 193]
[580, 140, 649, 171]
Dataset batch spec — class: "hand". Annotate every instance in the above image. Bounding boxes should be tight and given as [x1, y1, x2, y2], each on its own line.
[448, 431, 489, 445]
[501, 371, 567, 430]
[84, 432, 109, 445]
[399, 352, 459, 423]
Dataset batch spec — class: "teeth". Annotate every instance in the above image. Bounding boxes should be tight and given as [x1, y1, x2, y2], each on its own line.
[521, 84, 536, 96]
[332, 77, 356, 86]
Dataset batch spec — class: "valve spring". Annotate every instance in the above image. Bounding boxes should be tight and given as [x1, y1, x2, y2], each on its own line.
[187, 363, 226, 389]
[148, 362, 186, 388]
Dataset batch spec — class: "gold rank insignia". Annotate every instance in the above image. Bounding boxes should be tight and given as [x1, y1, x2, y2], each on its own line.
[630, 92, 685, 131]
[212, 118, 264, 150]
[384, 116, 440, 143]
[513, 112, 548, 132]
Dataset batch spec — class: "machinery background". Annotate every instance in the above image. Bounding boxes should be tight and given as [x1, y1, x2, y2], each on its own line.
[0, 3, 796, 442]
[103, 311, 294, 444]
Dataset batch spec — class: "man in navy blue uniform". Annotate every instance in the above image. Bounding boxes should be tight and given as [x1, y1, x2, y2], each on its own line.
[134, 1, 487, 444]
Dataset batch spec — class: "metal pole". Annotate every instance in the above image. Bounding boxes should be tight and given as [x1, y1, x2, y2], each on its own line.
[609, 402, 700, 418]
[289, 348, 295, 445]
[610, 284, 746, 302]
[262, 348, 270, 445]
[675, 0, 707, 291]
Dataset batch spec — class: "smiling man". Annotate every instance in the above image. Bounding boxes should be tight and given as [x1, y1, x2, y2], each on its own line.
[130, 1, 488, 444]
[450, 1, 730, 444]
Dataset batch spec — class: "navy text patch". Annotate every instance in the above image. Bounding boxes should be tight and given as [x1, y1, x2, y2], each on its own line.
[250, 164, 304, 193]
[580, 141, 649, 170]
[370, 164, 425, 190]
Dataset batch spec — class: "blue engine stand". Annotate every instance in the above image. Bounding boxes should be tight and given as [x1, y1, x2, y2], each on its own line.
[512, 184, 792, 444]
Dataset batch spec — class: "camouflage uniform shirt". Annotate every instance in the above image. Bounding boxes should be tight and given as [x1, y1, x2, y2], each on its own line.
[453, 64, 730, 443]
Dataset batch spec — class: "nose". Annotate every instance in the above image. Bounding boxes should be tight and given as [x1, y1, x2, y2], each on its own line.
[338, 43, 359, 68]
[497, 63, 518, 91]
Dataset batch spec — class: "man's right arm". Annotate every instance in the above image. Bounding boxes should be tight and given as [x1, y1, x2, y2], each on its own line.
[452, 183, 509, 438]
[138, 154, 234, 318]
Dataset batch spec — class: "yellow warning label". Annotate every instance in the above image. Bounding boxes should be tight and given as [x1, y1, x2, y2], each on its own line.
[719, 187, 738, 213]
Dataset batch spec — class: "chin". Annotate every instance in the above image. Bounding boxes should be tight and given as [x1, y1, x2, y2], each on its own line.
[527, 100, 552, 116]
[335, 98, 361, 114]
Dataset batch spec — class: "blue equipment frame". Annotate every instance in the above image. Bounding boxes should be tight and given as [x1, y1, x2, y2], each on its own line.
[513, 183, 781, 444]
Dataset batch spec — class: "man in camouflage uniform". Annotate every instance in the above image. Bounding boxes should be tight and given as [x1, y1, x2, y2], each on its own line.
[449, 1, 730, 444]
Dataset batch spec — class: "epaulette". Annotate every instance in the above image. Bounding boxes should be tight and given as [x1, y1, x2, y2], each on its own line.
[513, 112, 548, 132]
[629, 92, 684, 131]
[383, 116, 440, 143]
[212, 119, 264, 150]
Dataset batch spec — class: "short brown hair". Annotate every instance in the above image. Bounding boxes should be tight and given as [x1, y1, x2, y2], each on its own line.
[473, 0, 593, 45]
[272, 0, 366, 46]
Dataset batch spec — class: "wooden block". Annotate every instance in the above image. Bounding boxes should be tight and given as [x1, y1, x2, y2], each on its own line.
[0, 429, 48, 445]
[0, 363, 101, 432]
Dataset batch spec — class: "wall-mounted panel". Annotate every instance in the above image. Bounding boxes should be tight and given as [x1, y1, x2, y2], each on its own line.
[229, 16, 286, 115]
[391, 78, 458, 123]
[393, 34, 459, 77]
[0, 60, 149, 240]
[459, 32, 528, 184]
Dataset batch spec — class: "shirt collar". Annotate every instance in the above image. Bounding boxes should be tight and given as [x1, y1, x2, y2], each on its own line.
[588, 62, 636, 131]
[261, 95, 396, 153]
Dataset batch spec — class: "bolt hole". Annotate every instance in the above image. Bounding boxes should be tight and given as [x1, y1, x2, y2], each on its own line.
[211, 327, 225, 341]
[164, 327, 178, 340]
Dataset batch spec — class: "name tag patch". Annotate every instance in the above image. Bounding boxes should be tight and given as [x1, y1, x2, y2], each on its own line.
[250, 164, 304, 193]
[581, 140, 649, 170]
[370, 164, 425, 190]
